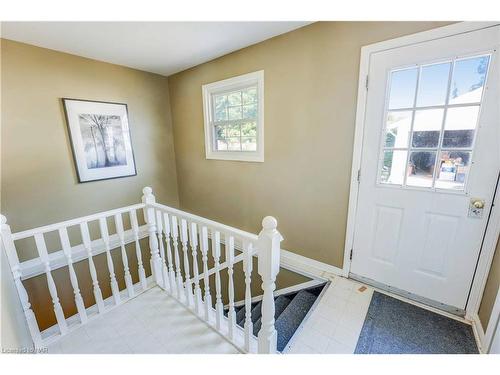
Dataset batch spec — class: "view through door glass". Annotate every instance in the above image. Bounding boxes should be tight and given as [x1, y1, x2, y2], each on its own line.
[379, 55, 491, 191]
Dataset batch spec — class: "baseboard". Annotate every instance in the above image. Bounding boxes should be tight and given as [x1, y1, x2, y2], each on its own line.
[206, 229, 344, 280]
[470, 312, 486, 354]
[280, 249, 344, 280]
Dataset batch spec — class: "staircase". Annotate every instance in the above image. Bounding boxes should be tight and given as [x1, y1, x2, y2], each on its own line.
[225, 283, 326, 352]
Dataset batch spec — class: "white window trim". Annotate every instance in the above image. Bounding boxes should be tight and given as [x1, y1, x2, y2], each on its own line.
[202, 70, 264, 162]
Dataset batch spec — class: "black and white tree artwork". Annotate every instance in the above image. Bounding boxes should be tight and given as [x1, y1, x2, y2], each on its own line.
[78, 114, 127, 169]
[63, 99, 136, 182]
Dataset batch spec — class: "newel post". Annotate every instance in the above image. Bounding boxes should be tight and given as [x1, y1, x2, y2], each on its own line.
[1, 214, 43, 348]
[141, 187, 164, 287]
[257, 216, 283, 354]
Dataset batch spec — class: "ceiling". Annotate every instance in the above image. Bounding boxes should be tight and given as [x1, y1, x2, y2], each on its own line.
[1, 22, 311, 76]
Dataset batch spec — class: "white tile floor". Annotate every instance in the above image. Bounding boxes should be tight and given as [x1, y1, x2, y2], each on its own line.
[287, 276, 373, 354]
[46, 287, 240, 354]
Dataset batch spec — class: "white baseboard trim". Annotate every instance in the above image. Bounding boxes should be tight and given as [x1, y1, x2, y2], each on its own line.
[470, 312, 486, 354]
[205, 230, 343, 280]
[280, 249, 344, 280]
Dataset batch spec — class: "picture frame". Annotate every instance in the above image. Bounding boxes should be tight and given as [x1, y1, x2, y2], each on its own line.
[62, 98, 137, 182]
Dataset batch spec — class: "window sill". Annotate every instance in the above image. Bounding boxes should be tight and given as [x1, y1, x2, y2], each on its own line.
[205, 151, 264, 163]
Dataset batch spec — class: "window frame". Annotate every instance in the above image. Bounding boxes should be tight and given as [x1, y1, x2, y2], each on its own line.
[202, 70, 264, 162]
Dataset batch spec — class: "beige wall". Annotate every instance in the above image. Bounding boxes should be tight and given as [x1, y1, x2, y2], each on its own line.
[168, 21, 452, 268]
[1, 39, 179, 335]
[479, 236, 500, 328]
[1, 39, 179, 236]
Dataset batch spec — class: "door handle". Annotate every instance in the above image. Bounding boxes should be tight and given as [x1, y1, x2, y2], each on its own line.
[469, 198, 485, 218]
[472, 199, 485, 209]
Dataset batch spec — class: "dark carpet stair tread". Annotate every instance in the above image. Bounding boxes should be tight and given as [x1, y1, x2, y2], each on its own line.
[275, 290, 317, 352]
[236, 304, 247, 327]
[253, 295, 292, 336]
[236, 301, 263, 328]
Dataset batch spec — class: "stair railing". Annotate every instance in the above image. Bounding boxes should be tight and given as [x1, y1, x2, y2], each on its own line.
[1, 203, 150, 348]
[1, 186, 283, 353]
[144, 187, 283, 353]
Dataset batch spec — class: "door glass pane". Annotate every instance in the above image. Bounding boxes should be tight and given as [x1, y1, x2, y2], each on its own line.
[411, 109, 444, 148]
[435, 151, 471, 190]
[442, 106, 480, 148]
[416, 62, 451, 107]
[449, 55, 490, 105]
[380, 150, 408, 185]
[406, 151, 436, 188]
[388, 68, 418, 109]
[384, 111, 412, 148]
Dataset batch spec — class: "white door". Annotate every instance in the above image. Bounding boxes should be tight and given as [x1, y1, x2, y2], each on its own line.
[351, 26, 500, 312]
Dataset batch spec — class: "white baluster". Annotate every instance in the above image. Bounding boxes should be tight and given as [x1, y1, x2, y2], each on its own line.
[34, 233, 68, 335]
[200, 226, 212, 321]
[243, 240, 253, 352]
[80, 221, 105, 313]
[226, 234, 236, 340]
[180, 219, 193, 306]
[189, 222, 202, 316]
[257, 216, 283, 354]
[170, 215, 184, 300]
[1, 215, 42, 346]
[162, 212, 176, 296]
[115, 213, 134, 298]
[156, 210, 170, 292]
[212, 229, 223, 330]
[58, 227, 87, 323]
[98, 217, 121, 305]
[141, 187, 163, 287]
[129, 210, 147, 291]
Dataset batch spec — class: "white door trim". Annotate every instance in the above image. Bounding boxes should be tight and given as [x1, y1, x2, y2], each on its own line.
[344, 22, 500, 320]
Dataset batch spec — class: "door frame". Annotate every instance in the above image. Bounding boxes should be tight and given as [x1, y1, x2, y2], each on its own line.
[343, 22, 500, 325]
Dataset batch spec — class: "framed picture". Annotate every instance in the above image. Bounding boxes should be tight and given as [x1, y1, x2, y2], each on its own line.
[62, 98, 137, 182]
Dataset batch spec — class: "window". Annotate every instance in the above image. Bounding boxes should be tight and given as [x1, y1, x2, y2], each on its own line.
[202, 71, 264, 162]
[379, 54, 491, 191]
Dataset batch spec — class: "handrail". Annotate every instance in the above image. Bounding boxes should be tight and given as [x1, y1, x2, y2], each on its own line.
[12, 203, 145, 240]
[149, 202, 258, 243]
[1, 187, 282, 354]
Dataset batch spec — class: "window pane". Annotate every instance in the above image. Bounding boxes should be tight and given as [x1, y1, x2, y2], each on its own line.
[243, 87, 257, 104]
[442, 106, 479, 148]
[384, 111, 412, 148]
[388, 68, 418, 109]
[411, 109, 444, 148]
[435, 151, 471, 190]
[228, 106, 242, 120]
[380, 150, 407, 185]
[241, 137, 257, 151]
[242, 103, 257, 119]
[449, 55, 490, 104]
[216, 138, 228, 151]
[226, 123, 241, 137]
[241, 121, 257, 137]
[214, 94, 228, 121]
[227, 137, 241, 151]
[228, 91, 242, 106]
[214, 125, 226, 139]
[416, 62, 451, 107]
[406, 151, 436, 188]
